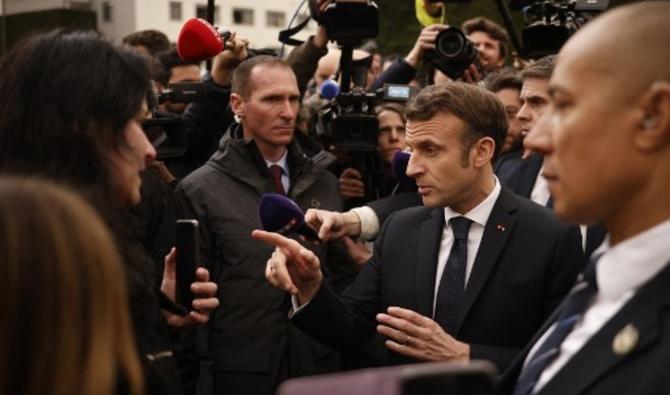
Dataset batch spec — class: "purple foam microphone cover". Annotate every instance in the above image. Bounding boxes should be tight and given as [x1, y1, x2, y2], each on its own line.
[391, 151, 417, 189]
[319, 79, 340, 100]
[258, 193, 319, 241]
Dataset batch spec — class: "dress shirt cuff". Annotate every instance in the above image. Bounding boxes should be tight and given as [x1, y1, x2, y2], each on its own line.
[351, 206, 380, 241]
[288, 295, 311, 318]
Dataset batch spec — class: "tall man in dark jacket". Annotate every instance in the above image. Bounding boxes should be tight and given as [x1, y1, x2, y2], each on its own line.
[253, 82, 584, 372]
[176, 56, 344, 395]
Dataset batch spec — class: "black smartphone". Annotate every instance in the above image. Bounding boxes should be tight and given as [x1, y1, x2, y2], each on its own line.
[175, 219, 200, 314]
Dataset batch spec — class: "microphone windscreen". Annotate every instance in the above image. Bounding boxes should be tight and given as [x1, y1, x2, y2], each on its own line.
[391, 151, 416, 188]
[177, 18, 224, 61]
[258, 193, 306, 234]
[319, 79, 340, 100]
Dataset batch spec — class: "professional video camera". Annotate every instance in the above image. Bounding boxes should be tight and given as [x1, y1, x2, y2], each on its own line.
[143, 82, 205, 160]
[307, 0, 413, 205]
[428, 0, 608, 59]
[511, 0, 609, 58]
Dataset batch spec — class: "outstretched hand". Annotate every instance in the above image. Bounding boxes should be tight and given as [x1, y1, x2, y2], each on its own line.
[304, 209, 362, 241]
[252, 230, 323, 306]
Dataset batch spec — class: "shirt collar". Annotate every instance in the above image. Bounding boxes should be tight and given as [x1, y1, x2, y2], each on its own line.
[443, 176, 501, 227]
[264, 150, 289, 175]
[593, 218, 670, 300]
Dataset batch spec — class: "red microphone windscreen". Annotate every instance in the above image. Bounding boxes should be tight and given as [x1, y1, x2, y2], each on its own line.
[177, 18, 224, 61]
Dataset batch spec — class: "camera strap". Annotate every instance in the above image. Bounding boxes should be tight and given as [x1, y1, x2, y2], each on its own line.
[278, 16, 312, 46]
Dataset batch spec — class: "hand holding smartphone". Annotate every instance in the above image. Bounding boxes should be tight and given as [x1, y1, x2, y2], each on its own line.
[175, 219, 200, 314]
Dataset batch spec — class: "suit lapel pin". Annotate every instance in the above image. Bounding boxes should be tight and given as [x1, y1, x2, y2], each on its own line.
[612, 324, 639, 356]
[496, 224, 506, 232]
[310, 199, 321, 209]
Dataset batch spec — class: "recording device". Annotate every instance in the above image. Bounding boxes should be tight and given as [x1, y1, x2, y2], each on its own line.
[142, 82, 206, 160]
[425, 27, 481, 80]
[177, 17, 232, 61]
[143, 116, 187, 160]
[499, 0, 609, 58]
[383, 84, 412, 102]
[317, 78, 411, 205]
[158, 82, 205, 104]
[258, 194, 319, 241]
[307, 0, 411, 206]
[426, 0, 608, 59]
[309, 0, 379, 42]
[515, 0, 609, 58]
[175, 219, 200, 314]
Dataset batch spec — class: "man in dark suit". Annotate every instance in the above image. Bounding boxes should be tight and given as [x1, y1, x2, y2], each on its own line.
[496, 3, 670, 394]
[252, 82, 584, 373]
[494, 56, 555, 206]
[494, 56, 606, 257]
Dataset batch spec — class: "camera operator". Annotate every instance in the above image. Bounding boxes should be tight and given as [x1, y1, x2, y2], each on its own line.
[156, 48, 202, 115]
[338, 103, 409, 201]
[370, 16, 509, 90]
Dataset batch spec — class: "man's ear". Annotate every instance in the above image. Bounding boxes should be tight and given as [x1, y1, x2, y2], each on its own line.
[634, 81, 670, 151]
[230, 92, 245, 118]
[472, 137, 495, 168]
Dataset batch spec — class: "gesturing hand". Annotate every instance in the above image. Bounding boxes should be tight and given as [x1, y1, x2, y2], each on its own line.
[377, 306, 470, 362]
[251, 230, 323, 306]
[304, 209, 362, 241]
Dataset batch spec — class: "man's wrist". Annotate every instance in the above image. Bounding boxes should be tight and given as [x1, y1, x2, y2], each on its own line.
[296, 276, 322, 306]
[405, 51, 421, 69]
[342, 210, 363, 238]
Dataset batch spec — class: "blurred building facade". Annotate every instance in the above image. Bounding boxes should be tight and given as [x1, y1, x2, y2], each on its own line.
[0, 0, 316, 49]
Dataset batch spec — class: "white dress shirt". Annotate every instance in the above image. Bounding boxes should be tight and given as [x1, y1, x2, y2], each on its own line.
[529, 165, 551, 207]
[293, 177, 502, 316]
[526, 218, 670, 393]
[264, 150, 290, 193]
[432, 177, 501, 316]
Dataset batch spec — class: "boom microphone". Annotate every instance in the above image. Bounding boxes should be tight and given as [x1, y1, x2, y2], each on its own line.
[177, 18, 232, 61]
[258, 194, 319, 241]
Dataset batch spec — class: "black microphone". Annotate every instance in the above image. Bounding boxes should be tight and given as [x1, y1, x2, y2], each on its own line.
[258, 193, 319, 241]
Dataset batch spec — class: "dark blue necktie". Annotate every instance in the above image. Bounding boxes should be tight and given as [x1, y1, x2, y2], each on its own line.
[434, 216, 472, 334]
[546, 195, 554, 209]
[512, 258, 599, 395]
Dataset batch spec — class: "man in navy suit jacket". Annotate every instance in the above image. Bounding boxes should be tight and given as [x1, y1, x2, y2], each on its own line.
[496, 3, 670, 394]
[252, 82, 584, 372]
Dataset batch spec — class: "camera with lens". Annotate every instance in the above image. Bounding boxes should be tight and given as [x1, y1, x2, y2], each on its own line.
[424, 27, 481, 80]
[513, 0, 609, 58]
[422, 0, 608, 60]
[309, 0, 379, 42]
[307, 0, 414, 205]
[144, 82, 205, 160]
